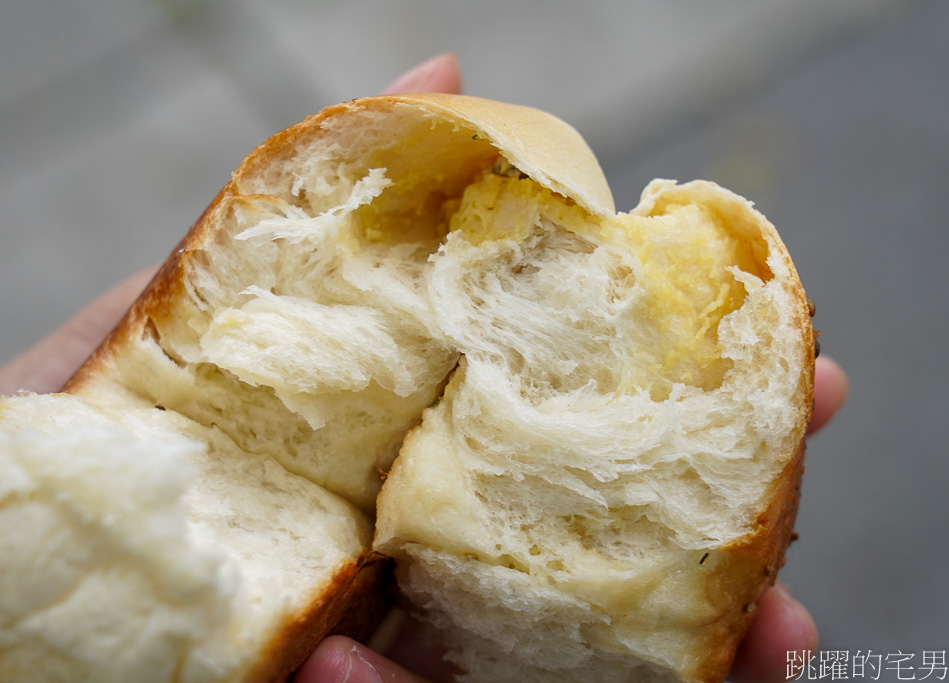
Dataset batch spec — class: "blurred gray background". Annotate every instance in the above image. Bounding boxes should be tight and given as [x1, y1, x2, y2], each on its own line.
[2, 0, 946, 671]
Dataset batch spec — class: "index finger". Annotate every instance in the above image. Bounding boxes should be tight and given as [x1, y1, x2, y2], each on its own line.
[808, 356, 848, 434]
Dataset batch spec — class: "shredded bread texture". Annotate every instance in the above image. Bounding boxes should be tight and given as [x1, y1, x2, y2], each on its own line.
[374, 172, 809, 682]
[0, 95, 812, 683]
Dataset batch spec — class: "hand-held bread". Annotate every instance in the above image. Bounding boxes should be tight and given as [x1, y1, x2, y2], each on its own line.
[374, 173, 813, 682]
[0, 94, 814, 682]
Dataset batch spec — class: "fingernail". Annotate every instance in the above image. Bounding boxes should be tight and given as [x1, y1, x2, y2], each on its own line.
[383, 53, 452, 94]
[348, 644, 383, 683]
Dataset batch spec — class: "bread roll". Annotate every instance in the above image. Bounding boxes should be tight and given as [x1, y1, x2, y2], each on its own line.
[0, 94, 814, 682]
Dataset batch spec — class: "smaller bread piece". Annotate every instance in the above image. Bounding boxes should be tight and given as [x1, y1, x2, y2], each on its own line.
[0, 392, 383, 683]
[373, 176, 814, 682]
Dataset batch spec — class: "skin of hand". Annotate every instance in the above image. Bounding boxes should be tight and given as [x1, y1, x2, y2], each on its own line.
[0, 52, 847, 683]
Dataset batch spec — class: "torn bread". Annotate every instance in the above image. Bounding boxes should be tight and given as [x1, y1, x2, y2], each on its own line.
[0, 94, 814, 682]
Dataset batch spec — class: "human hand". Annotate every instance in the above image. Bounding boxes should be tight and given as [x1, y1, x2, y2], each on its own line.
[0, 52, 847, 683]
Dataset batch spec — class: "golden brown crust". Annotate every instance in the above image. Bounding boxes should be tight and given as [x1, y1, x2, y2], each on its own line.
[55, 95, 813, 682]
[379, 94, 615, 216]
[327, 553, 394, 642]
[243, 553, 391, 683]
[685, 183, 815, 683]
[690, 441, 806, 683]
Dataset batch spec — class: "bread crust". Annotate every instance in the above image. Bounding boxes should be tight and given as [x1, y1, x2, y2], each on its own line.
[244, 553, 391, 683]
[690, 441, 806, 683]
[46, 95, 812, 682]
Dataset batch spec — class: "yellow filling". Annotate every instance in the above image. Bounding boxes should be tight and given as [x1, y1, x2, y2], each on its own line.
[447, 171, 751, 397]
[612, 202, 748, 394]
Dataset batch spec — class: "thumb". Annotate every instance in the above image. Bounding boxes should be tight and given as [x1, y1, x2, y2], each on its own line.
[297, 635, 432, 683]
[381, 53, 463, 95]
[730, 582, 819, 683]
